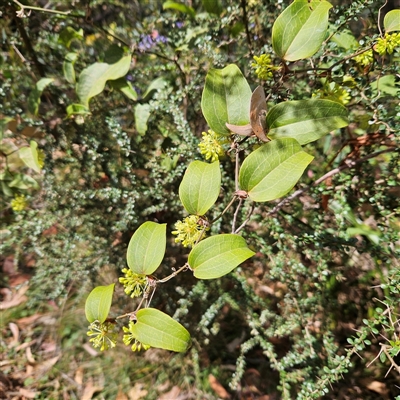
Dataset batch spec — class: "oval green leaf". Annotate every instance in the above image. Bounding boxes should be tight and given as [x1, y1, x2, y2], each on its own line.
[384, 10, 400, 33]
[134, 104, 151, 135]
[109, 78, 138, 101]
[127, 221, 166, 275]
[272, 0, 333, 61]
[266, 99, 348, 145]
[85, 283, 115, 323]
[163, 1, 196, 18]
[201, 64, 252, 135]
[179, 160, 221, 216]
[188, 234, 255, 279]
[63, 52, 78, 84]
[239, 138, 314, 202]
[28, 77, 54, 115]
[18, 141, 41, 173]
[9, 173, 39, 190]
[130, 308, 191, 352]
[76, 55, 131, 108]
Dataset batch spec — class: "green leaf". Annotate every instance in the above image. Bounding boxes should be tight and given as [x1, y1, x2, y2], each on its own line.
[109, 78, 138, 101]
[272, 0, 333, 61]
[66, 103, 91, 118]
[28, 78, 54, 115]
[0, 117, 13, 141]
[266, 99, 348, 145]
[1, 181, 13, 197]
[63, 52, 78, 84]
[189, 234, 255, 279]
[202, 0, 221, 15]
[127, 222, 166, 275]
[370, 75, 399, 97]
[163, 1, 195, 18]
[179, 161, 221, 216]
[201, 64, 252, 135]
[142, 77, 168, 101]
[18, 141, 41, 173]
[76, 55, 131, 108]
[239, 138, 314, 202]
[9, 173, 39, 190]
[134, 104, 151, 135]
[58, 26, 84, 49]
[130, 308, 191, 352]
[85, 284, 115, 323]
[330, 29, 358, 50]
[384, 10, 400, 33]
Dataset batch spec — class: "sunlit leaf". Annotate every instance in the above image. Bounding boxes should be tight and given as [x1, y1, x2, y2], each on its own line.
[109, 78, 138, 101]
[142, 77, 168, 101]
[85, 284, 115, 323]
[127, 222, 166, 275]
[266, 99, 348, 145]
[189, 234, 255, 279]
[331, 29, 358, 50]
[272, 0, 333, 61]
[63, 52, 78, 84]
[76, 55, 131, 108]
[384, 10, 400, 32]
[28, 78, 54, 115]
[134, 104, 151, 135]
[163, 1, 195, 18]
[130, 308, 191, 352]
[179, 161, 221, 216]
[201, 64, 252, 135]
[18, 141, 41, 173]
[239, 138, 314, 202]
[9, 173, 39, 190]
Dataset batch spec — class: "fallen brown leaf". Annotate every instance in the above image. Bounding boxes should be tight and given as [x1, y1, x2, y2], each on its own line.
[74, 367, 84, 385]
[8, 322, 19, 347]
[115, 387, 129, 400]
[19, 388, 36, 399]
[158, 385, 180, 400]
[208, 374, 231, 399]
[0, 285, 29, 309]
[26, 346, 36, 364]
[361, 379, 390, 398]
[16, 313, 42, 328]
[128, 382, 148, 400]
[81, 378, 103, 400]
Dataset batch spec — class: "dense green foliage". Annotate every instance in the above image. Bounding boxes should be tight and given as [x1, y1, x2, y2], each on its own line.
[1, 0, 399, 399]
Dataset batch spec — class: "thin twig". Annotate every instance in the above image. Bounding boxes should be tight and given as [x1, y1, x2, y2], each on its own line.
[377, 0, 388, 38]
[13, 0, 71, 16]
[232, 198, 243, 233]
[234, 202, 255, 233]
[157, 263, 189, 284]
[240, 0, 253, 56]
[211, 196, 237, 224]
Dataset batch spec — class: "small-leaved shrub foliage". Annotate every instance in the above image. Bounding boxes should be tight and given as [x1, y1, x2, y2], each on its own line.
[81, 1, 398, 396]
[1, 0, 399, 398]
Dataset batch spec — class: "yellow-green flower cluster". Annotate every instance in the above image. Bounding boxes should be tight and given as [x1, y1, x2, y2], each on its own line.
[119, 268, 148, 298]
[172, 215, 206, 247]
[353, 49, 374, 67]
[11, 194, 28, 212]
[375, 32, 400, 55]
[251, 54, 279, 81]
[87, 321, 118, 351]
[198, 130, 228, 162]
[123, 321, 151, 352]
[313, 82, 351, 106]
